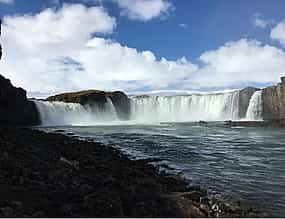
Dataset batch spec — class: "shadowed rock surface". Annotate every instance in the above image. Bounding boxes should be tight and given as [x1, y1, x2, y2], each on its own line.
[47, 90, 130, 120]
[0, 74, 40, 126]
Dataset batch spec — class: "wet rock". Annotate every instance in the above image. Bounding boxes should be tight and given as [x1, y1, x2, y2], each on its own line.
[199, 203, 210, 214]
[79, 184, 94, 196]
[60, 204, 74, 216]
[59, 157, 79, 170]
[31, 211, 45, 217]
[83, 191, 124, 217]
[10, 201, 23, 211]
[1, 206, 14, 217]
[198, 120, 207, 125]
[182, 191, 204, 203]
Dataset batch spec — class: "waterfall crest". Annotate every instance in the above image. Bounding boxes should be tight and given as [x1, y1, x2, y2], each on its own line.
[245, 90, 263, 121]
[130, 91, 240, 122]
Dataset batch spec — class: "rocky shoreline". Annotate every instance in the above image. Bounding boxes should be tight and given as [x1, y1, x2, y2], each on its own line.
[0, 126, 265, 217]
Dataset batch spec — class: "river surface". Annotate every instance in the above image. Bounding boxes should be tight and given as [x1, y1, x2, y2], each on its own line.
[38, 122, 285, 216]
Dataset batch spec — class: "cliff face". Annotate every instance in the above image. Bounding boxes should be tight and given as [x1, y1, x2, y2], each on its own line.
[47, 90, 131, 120]
[262, 78, 285, 120]
[0, 74, 40, 126]
[238, 87, 260, 118]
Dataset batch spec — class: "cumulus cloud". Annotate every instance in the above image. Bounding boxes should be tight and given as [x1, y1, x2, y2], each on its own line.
[271, 21, 285, 47]
[77, 38, 197, 91]
[0, 3, 196, 95]
[0, 0, 13, 4]
[251, 13, 271, 28]
[187, 39, 285, 88]
[179, 23, 187, 29]
[1, 4, 285, 97]
[0, 4, 116, 94]
[113, 0, 173, 21]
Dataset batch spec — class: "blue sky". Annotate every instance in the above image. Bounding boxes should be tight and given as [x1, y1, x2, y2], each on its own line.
[1, 0, 285, 96]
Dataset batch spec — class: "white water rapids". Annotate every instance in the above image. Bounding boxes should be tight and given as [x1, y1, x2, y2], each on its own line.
[34, 90, 263, 126]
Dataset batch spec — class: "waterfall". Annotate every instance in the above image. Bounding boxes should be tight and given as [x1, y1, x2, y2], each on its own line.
[34, 89, 265, 126]
[35, 98, 118, 126]
[130, 91, 241, 122]
[245, 90, 263, 121]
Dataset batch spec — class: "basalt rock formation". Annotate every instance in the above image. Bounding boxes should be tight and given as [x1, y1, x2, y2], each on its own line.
[47, 90, 131, 120]
[262, 77, 285, 120]
[0, 74, 40, 126]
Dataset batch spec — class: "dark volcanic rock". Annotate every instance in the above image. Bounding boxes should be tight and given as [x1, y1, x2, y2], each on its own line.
[0, 127, 263, 217]
[0, 74, 40, 126]
[47, 90, 131, 120]
[262, 78, 285, 120]
[238, 87, 259, 118]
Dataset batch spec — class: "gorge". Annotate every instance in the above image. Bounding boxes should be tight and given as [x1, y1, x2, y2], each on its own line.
[1, 73, 285, 127]
[31, 78, 285, 126]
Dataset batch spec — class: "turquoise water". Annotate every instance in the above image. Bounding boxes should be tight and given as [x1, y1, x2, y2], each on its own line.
[39, 122, 285, 216]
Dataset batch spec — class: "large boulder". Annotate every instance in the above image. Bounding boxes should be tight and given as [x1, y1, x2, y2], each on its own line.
[238, 87, 260, 118]
[262, 78, 285, 120]
[0, 74, 40, 126]
[47, 90, 131, 120]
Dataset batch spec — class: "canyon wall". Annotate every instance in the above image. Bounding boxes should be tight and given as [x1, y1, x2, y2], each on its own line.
[262, 77, 285, 120]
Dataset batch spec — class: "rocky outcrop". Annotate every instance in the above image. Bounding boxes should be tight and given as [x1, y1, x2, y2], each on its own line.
[47, 90, 130, 120]
[262, 79, 285, 120]
[238, 87, 260, 118]
[0, 74, 40, 126]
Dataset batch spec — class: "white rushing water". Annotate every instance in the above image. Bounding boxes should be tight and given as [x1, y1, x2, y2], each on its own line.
[245, 90, 263, 121]
[35, 90, 265, 126]
[130, 91, 240, 122]
[35, 98, 118, 126]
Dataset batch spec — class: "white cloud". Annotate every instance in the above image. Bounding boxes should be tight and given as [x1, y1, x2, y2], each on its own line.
[0, 4, 116, 93]
[179, 23, 187, 29]
[0, 0, 13, 4]
[76, 38, 197, 91]
[271, 21, 285, 47]
[252, 13, 272, 28]
[187, 39, 285, 89]
[1, 4, 285, 97]
[113, 0, 173, 21]
[0, 3, 197, 95]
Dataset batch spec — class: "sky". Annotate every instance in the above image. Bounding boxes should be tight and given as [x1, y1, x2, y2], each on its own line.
[1, 0, 285, 97]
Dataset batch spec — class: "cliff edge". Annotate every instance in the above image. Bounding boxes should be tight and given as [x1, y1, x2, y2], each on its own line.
[0, 74, 40, 126]
[47, 90, 131, 120]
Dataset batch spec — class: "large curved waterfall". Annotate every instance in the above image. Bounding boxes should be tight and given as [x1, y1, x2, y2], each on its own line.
[35, 90, 264, 126]
[130, 91, 240, 122]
